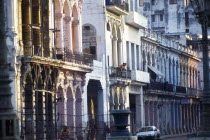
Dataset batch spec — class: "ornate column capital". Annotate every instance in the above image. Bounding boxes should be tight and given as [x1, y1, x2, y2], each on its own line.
[63, 16, 72, 23]
[55, 12, 63, 20]
[72, 19, 80, 25]
[113, 37, 118, 41]
[118, 38, 123, 42]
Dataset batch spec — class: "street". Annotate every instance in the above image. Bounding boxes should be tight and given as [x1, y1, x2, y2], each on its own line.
[162, 136, 187, 140]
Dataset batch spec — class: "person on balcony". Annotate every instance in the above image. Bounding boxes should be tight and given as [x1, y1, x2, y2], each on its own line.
[118, 63, 127, 69]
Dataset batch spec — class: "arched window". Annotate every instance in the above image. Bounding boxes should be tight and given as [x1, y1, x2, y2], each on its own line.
[82, 24, 97, 58]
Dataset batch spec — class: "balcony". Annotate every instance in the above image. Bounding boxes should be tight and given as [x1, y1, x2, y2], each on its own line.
[56, 48, 94, 66]
[131, 70, 150, 83]
[125, 11, 148, 29]
[176, 86, 187, 94]
[110, 67, 131, 79]
[145, 81, 176, 94]
[187, 88, 202, 97]
[106, 0, 129, 15]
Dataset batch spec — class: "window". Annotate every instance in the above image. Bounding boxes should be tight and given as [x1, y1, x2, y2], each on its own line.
[84, 26, 90, 31]
[160, 15, 163, 21]
[151, 15, 155, 22]
[185, 12, 189, 27]
[90, 46, 96, 55]
[139, 0, 144, 6]
[151, 0, 155, 5]
[169, 0, 177, 4]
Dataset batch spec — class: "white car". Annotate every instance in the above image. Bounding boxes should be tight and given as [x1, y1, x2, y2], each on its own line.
[136, 126, 160, 140]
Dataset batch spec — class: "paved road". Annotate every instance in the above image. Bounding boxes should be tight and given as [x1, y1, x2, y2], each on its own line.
[162, 136, 187, 140]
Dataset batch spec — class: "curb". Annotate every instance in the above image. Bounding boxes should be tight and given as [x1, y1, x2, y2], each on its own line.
[160, 133, 190, 139]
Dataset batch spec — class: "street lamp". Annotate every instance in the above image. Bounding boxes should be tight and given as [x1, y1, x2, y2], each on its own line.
[190, 0, 210, 134]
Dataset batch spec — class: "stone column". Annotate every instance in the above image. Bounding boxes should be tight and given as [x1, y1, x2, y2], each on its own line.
[169, 60, 173, 84]
[176, 102, 179, 134]
[63, 16, 71, 51]
[112, 37, 118, 67]
[136, 87, 144, 130]
[154, 101, 158, 127]
[118, 38, 123, 66]
[55, 13, 64, 53]
[148, 101, 151, 126]
[182, 104, 186, 133]
[22, 0, 33, 55]
[166, 58, 170, 82]
[128, 42, 133, 70]
[72, 19, 80, 52]
[144, 101, 148, 126]
[177, 63, 180, 86]
[187, 104, 190, 132]
[179, 103, 183, 133]
[133, 44, 137, 70]
[173, 62, 176, 85]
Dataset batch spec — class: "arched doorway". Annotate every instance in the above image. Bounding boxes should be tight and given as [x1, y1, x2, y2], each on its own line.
[87, 80, 104, 140]
[66, 87, 74, 128]
[75, 87, 82, 133]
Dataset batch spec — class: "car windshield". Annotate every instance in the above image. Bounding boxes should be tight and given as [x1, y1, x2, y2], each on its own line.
[139, 127, 154, 132]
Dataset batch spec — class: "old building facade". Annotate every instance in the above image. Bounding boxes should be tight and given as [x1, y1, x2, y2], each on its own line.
[1, 0, 95, 140]
[0, 0, 204, 140]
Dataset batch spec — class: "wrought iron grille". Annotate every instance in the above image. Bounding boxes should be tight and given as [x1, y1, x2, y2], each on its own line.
[109, 67, 131, 79]
[55, 48, 94, 66]
[106, 0, 129, 12]
[176, 86, 187, 93]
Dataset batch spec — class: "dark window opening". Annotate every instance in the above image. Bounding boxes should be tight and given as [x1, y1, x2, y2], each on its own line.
[6, 120, 14, 136]
[90, 46, 96, 56]
[107, 23, 110, 31]
[160, 15, 163, 21]
[84, 26, 90, 30]
[169, 0, 177, 4]
[186, 29, 189, 33]
[152, 0, 155, 5]
[0, 120, 2, 137]
[185, 12, 189, 27]
[152, 15, 155, 22]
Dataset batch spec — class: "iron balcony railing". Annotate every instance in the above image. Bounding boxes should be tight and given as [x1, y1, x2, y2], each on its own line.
[106, 0, 129, 12]
[187, 88, 202, 97]
[109, 67, 131, 79]
[55, 48, 94, 66]
[176, 86, 187, 94]
[146, 81, 175, 92]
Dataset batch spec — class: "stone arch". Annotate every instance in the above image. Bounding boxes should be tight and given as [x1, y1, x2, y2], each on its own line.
[107, 22, 111, 31]
[75, 87, 82, 131]
[23, 74, 34, 136]
[57, 86, 65, 125]
[55, 0, 61, 13]
[82, 24, 97, 57]
[66, 86, 74, 127]
[63, 1, 70, 15]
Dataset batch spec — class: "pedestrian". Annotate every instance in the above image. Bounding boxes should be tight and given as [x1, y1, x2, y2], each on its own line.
[60, 126, 71, 140]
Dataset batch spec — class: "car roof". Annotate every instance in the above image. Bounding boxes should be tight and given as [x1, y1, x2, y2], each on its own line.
[141, 126, 156, 128]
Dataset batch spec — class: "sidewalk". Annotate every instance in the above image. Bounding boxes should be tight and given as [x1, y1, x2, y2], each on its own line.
[161, 133, 189, 139]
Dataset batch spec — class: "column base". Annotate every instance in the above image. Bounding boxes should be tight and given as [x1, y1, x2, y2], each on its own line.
[187, 131, 210, 140]
[0, 112, 20, 140]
